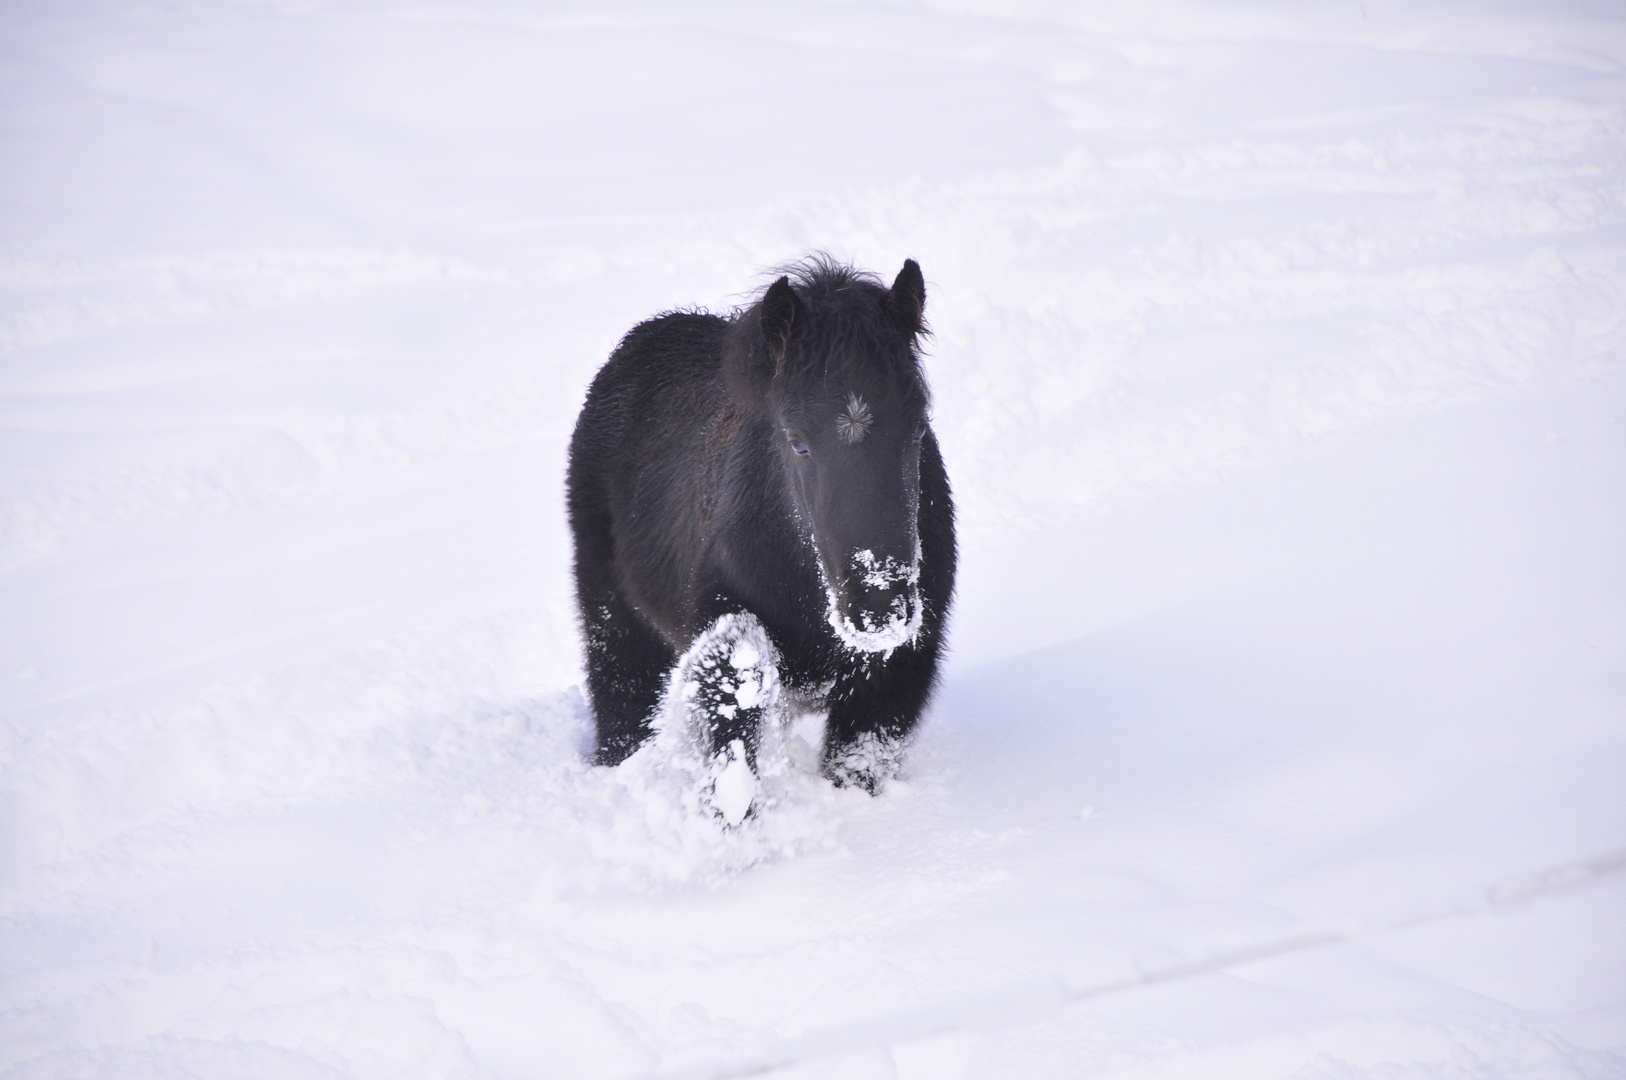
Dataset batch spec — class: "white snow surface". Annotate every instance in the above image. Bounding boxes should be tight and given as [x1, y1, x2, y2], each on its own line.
[3, 1, 1625, 1077]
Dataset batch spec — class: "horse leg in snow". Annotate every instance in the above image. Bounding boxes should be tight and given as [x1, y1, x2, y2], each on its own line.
[576, 515, 675, 764]
[582, 588, 673, 764]
[672, 613, 781, 763]
[670, 613, 781, 822]
[820, 646, 938, 792]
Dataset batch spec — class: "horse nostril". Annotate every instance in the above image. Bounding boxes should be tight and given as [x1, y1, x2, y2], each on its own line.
[851, 583, 912, 628]
[834, 548, 922, 638]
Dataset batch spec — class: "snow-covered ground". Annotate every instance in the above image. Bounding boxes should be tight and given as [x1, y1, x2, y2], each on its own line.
[3, 1, 1624, 1076]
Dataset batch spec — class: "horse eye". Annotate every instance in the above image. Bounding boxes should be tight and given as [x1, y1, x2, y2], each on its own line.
[789, 434, 810, 457]
[913, 423, 928, 441]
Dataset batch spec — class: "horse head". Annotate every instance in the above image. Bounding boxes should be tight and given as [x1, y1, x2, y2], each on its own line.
[731, 257, 932, 654]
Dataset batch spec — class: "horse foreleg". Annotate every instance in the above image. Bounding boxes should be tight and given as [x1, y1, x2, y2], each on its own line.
[582, 587, 674, 766]
[822, 648, 935, 793]
[671, 612, 781, 765]
[669, 612, 782, 823]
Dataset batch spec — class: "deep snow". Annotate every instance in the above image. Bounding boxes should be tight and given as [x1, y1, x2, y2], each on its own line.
[2, 1, 1624, 1077]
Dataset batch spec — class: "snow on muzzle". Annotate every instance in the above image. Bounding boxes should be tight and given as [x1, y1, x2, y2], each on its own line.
[825, 548, 923, 656]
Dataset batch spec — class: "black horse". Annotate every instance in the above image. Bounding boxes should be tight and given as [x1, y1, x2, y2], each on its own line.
[566, 257, 956, 807]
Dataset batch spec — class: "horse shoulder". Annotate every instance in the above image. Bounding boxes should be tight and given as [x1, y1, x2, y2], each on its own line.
[575, 311, 734, 642]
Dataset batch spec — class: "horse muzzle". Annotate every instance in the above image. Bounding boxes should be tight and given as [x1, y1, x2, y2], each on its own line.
[824, 548, 924, 655]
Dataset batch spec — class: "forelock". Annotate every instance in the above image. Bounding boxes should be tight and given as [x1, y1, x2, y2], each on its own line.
[767, 258, 924, 396]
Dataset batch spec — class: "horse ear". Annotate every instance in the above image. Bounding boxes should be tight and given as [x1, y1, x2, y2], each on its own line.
[761, 276, 802, 374]
[889, 259, 925, 335]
